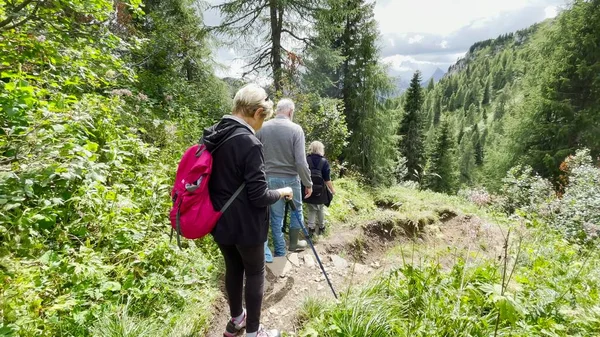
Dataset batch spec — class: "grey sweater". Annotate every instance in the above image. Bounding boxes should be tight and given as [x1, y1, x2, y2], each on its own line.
[256, 115, 313, 187]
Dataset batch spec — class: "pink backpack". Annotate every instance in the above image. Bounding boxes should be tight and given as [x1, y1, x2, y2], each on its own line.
[169, 134, 245, 247]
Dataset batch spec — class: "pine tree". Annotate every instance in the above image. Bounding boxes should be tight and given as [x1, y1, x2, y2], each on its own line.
[399, 71, 425, 181]
[306, 0, 397, 185]
[432, 95, 442, 126]
[214, 0, 318, 93]
[423, 119, 458, 193]
[427, 78, 435, 91]
[473, 124, 484, 166]
[482, 81, 491, 105]
[515, 0, 600, 181]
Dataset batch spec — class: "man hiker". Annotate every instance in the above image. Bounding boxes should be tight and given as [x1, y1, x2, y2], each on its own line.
[257, 98, 312, 261]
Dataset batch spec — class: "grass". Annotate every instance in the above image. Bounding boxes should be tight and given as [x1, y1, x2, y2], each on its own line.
[299, 194, 600, 337]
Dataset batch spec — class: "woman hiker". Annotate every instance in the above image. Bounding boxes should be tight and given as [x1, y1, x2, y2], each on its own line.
[203, 84, 291, 337]
[304, 141, 336, 236]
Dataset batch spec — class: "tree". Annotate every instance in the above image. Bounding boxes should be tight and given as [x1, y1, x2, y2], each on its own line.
[214, 0, 318, 93]
[515, 0, 600, 182]
[427, 78, 435, 91]
[398, 71, 425, 181]
[473, 124, 484, 166]
[423, 119, 458, 193]
[432, 95, 442, 126]
[482, 80, 491, 105]
[133, 0, 231, 121]
[305, 0, 398, 185]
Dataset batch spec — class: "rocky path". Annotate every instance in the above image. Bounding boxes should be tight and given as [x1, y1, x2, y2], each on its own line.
[206, 212, 505, 336]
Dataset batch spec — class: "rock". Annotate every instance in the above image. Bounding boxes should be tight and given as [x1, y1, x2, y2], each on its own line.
[281, 261, 292, 277]
[330, 254, 348, 269]
[269, 308, 277, 314]
[304, 254, 316, 268]
[370, 261, 381, 269]
[317, 285, 324, 291]
[353, 263, 371, 275]
[288, 253, 300, 267]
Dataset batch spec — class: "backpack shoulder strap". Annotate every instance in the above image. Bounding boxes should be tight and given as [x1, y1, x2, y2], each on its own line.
[209, 130, 247, 154]
[220, 182, 246, 213]
[307, 156, 315, 169]
[316, 158, 326, 171]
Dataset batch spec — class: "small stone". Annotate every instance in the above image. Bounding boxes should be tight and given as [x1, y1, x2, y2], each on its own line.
[370, 261, 381, 269]
[269, 308, 277, 314]
[330, 254, 349, 269]
[304, 255, 316, 268]
[317, 285, 324, 291]
[281, 260, 292, 277]
[288, 253, 300, 267]
[353, 263, 371, 275]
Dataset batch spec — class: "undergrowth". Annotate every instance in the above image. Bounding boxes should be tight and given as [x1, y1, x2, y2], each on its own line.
[299, 219, 600, 337]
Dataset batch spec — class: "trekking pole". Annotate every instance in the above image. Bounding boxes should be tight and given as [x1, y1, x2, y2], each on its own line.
[286, 199, 338, 299]
[282, 201, 289, 234]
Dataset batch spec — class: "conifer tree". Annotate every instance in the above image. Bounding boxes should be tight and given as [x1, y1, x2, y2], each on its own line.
[432, 95, 442, 126]
[427, 78, 435, 91]
[481, 81, 491, 105]
[398, 71, 425, 181]
[423, 119, 458, 193]
[473, 124, 484, 166]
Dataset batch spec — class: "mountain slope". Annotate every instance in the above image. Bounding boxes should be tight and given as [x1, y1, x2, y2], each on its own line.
[419, 0, 600, 191]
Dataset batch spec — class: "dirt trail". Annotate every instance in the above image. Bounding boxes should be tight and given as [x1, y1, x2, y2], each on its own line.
[206, 210, 505, 336]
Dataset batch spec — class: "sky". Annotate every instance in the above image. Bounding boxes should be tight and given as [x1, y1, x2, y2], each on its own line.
[204, 0, 570, 83]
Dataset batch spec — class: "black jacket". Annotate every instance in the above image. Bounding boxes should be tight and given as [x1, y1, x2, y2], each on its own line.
[203, 116, 280, 246]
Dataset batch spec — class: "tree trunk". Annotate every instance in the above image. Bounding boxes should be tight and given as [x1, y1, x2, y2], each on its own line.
[269, 0, 283, 93]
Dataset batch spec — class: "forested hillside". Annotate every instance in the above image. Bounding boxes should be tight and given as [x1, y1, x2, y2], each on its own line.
[414, 1, 600, 191]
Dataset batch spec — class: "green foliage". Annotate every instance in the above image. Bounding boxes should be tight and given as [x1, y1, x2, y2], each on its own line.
[0, 1, 228, 335]
[547, 149, 600, 243]
[418, 0, 600, 190]
[500, 165, 555, 214]
[422, 119, 458, 193]
[305, 0, 399, 186]
[511, 0, 600, 182]
[398, 71, 425, 181]
[301, 218, 600, 337]
[293, 94, 349, 165]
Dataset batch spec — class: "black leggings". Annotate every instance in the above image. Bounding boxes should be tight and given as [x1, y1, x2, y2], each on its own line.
[217, 243, 265, 333]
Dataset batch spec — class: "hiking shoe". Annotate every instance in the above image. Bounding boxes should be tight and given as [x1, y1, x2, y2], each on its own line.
[318, 225, 326, 235]
[223, 311, 246, 337]
[288, 228, 307, 252]
[251, 325, 281, 337]
[308, 227, 316, 238]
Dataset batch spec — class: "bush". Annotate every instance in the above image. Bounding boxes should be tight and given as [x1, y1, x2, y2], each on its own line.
[457, 188, 493, 207]
[500, 165, 555, 214]
[547, 149, 600, 243]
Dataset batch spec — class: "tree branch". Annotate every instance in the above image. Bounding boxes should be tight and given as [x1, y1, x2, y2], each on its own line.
[1, 0, 41, 31]
[208, 3, 267, 33]
[281, 28, 312, 46]
[0, 0, 37, 29]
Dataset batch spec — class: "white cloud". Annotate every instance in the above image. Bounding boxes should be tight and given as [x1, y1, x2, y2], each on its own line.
[408, 35, 424, 44]
[374, 0, 565, 36]
[440, 40, 449, 49]
[544, 5, 558, 18]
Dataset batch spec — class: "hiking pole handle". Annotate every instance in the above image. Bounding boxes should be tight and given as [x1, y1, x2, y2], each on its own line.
[286, 197, 297, 211]
[285, 199, 338, 299]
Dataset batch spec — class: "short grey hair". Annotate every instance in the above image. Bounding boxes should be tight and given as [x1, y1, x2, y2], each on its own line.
[308, 141, 325, 156]
[276, 98, 295, 115]
[233, 84, 274, 118]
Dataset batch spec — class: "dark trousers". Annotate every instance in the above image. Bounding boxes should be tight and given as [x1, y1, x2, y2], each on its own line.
[217, 243, 265, 333]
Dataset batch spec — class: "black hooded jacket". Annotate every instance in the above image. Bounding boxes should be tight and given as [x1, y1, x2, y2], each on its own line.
[203, 116, 280, 246]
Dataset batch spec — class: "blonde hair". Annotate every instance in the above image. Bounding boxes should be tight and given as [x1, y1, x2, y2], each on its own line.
[308, 141, 325, 156]
[233, 84, 274, 118]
